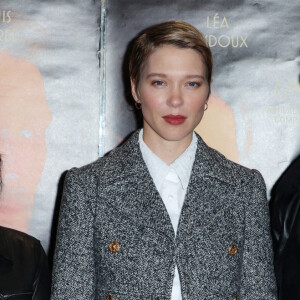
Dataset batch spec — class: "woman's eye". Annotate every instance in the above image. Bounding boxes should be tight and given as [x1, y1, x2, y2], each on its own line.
[188, 82, 200, 87]
[152, 80, 165, 86]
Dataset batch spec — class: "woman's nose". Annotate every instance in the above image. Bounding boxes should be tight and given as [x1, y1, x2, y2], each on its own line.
[167, 86, 184, 107]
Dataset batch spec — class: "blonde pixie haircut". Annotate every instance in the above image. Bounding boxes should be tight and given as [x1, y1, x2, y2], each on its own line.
[129, 20, 213, 93]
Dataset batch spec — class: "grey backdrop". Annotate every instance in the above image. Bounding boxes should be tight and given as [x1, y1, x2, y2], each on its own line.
[103, 0, 300, 194]
[0, 0, 299, 252]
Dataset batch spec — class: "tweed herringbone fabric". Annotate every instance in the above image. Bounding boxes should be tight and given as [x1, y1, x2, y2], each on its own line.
[51, 130, 277, 300]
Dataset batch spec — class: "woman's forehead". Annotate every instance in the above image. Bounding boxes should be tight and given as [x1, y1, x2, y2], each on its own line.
[142, 45, 206, 77]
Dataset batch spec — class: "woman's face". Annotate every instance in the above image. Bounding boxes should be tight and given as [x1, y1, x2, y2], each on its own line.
[131, 45, 209, 147]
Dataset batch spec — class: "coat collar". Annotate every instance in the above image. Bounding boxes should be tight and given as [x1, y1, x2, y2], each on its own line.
[119, 129, 243, 186]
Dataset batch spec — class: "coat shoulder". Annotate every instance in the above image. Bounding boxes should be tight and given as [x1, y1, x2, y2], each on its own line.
[198, 136, 263, 187]
[66, 131, 139, 183]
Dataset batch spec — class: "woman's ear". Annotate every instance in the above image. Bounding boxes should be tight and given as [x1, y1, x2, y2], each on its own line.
[130, 78, 140, 103]
[206, 81, 212, 101]
[207, 89, 211, 101]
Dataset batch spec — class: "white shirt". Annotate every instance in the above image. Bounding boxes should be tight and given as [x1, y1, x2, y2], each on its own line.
[139, 129, 197, 300]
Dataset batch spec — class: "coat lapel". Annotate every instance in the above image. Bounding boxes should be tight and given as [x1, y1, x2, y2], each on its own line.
[176, 133, 235, 241]
[115, 131, 175, 241]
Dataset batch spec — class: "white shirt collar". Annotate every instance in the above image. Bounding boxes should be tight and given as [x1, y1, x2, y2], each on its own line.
[139, 129, 197, 190]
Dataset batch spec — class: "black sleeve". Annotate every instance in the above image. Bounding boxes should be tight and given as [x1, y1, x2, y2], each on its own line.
[32, 241, 51, 300]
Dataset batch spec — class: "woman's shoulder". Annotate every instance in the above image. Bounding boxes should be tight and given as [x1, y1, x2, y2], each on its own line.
[66, 130, 140, 180]
[0, 226, 43, 262]
[195, 133, 263, 187]
[0, 226, 40, 246]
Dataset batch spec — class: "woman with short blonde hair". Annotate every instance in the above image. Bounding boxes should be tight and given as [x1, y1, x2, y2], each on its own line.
[52, 21, 277, 299]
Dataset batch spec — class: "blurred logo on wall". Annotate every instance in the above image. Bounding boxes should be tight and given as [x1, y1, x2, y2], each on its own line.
[262, 75, 300, 127]
[0, 9, 50, 61]
[275, 74, 300, 103]
[204, 13, 248, 48]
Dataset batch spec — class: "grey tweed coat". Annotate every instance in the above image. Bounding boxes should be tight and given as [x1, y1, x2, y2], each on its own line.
[51, 130, 277, 300]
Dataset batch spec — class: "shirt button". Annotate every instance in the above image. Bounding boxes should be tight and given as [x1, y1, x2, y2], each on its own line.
[106, 295, 115, 300]
[228, 244, 238, 255]
[168, 195, 173, 201]
[109, 241, 120, 253]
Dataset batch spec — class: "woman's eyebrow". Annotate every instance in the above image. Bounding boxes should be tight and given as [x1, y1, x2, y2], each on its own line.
[185, 75, 205, 80]
[146, 73, 205, 80]
[146, 73, 167, 79]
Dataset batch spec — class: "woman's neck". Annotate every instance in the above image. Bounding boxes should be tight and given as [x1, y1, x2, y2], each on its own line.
[142, 129, 193, 165]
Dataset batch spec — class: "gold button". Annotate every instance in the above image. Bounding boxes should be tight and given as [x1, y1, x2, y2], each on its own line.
[228, 244, 238, 255]
[106, 295, 115, 300]
[233, 296, 238, 300]
[109, 241, 120, 253]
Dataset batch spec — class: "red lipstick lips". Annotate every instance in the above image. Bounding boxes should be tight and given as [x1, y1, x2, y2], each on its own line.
[162, 114, 187, 125]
